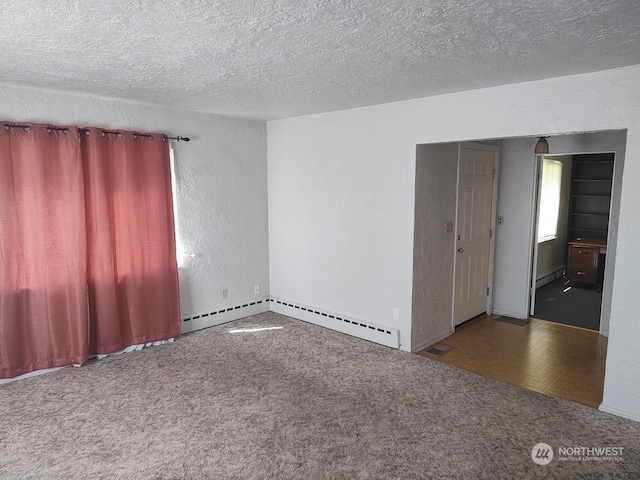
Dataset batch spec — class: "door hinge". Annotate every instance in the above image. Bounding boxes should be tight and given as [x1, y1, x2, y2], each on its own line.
[490, 229, 493, 238]
[493, 168, 496, 178]
[487, 287, 490, 296]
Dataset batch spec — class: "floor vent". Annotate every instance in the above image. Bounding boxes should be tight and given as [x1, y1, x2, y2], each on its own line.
[268, 297, 399, 349]
[424, 343, 453, 357]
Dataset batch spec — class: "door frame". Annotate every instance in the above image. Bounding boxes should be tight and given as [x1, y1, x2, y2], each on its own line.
[451, 142, 500, 328]
[529, 154, 544, 315]
[525, 149, 617, 326]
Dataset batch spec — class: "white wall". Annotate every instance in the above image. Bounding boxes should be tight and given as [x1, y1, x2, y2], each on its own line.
[268, 64, 640, 421]
[0, 83, 269, 322]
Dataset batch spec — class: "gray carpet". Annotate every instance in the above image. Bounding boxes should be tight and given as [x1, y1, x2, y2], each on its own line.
[1, 312, 639, 479]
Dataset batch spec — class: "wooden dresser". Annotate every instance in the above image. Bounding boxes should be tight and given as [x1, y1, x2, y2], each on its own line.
[567, 239, 607, 285]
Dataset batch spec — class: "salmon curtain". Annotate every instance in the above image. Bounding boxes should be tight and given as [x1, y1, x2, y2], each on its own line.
[81, 128, 180, 354]
[0, 123, 88, 378]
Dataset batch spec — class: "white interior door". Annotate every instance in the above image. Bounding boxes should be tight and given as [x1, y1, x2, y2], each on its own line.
[453, 145, 496, 326]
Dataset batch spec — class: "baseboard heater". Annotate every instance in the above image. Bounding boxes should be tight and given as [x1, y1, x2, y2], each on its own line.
[268, 297, 400, 349]
[536, 266, 565, 290]
[181, 299, 269, 334]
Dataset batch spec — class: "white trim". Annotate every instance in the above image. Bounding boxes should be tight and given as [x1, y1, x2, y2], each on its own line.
[451, 143, 462, 330]
[411, 328, 454, 353]
[526, 154, 543, 317]
[599, 404, 640, 423]
[537, 234, 557, 244]
[487, 147, 500, 316]
[181, 298, 269, 334]
[269, 297, 400, 349]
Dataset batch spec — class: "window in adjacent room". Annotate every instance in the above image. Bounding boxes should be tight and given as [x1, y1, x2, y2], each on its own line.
[537, 158, 563, 243]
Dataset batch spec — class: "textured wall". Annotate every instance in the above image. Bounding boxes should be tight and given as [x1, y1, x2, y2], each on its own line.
[0, 83, 269, 320]
[411, 144, 458, 351]
[268, 64, 640, 420]
[268, 111, 416, 349]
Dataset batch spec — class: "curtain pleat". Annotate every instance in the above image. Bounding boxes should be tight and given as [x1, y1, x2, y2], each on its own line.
[0, 124, 88, 378]
[81, 129, 180, 354]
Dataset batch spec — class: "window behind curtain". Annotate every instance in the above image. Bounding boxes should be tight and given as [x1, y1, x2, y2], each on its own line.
[537, 158, 563, 243]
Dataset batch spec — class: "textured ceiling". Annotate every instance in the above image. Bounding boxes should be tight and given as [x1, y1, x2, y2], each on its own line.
[1, 0, 639, 120]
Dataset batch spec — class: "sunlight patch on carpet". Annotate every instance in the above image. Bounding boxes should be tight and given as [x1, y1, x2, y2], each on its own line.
[228, 326, 284, 333]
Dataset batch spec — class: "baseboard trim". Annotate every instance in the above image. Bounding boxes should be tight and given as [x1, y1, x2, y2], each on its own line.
[599, 403, 640, 423]
[268, 297, 400, 349]
[181, 298, 269, 334]
[411, 328, 454, 353]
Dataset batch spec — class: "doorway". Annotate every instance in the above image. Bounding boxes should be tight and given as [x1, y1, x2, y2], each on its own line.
[530, 153, 614, 331]
[412, 131, 626, 410]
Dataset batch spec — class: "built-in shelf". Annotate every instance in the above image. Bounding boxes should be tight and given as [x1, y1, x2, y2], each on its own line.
[568, 153, 614, 242]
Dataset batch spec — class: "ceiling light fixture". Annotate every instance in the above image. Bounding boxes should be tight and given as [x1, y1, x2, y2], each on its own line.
[535, 136, 549, 154]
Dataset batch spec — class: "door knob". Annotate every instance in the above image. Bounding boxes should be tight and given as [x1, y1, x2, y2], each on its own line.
[457, 248, 464, 253]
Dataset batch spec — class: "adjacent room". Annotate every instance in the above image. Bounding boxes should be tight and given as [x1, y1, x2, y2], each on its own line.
[2, 1, 640, 478]
[411, 132, 624, 410]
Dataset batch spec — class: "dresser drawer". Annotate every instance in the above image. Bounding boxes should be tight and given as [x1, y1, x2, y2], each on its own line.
[567, 245, 598, 284]
[568, 245, 597, 270]
[567, 266, 597, 284]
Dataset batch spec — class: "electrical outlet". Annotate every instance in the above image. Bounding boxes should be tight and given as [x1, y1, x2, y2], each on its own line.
[254, 284, 260, 296]
[222, 288, 228, 299]
[497, 216, 504, 225]
[393, 308, 400, 320]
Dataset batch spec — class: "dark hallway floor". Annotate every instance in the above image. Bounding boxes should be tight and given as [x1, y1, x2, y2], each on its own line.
[533, 278, 602, 330]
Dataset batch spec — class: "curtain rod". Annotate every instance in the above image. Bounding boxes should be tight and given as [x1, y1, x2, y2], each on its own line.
[3, 124, 190, 142]
[78, 128, 190, 142]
